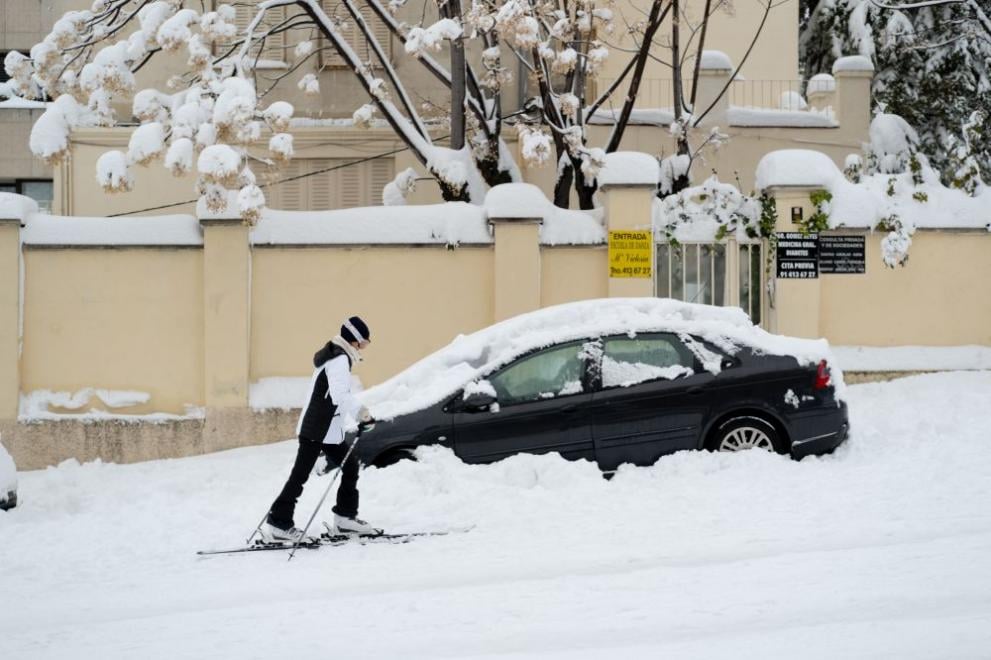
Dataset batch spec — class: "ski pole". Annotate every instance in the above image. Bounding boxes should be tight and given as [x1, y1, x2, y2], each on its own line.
[288, 422, 370, 561]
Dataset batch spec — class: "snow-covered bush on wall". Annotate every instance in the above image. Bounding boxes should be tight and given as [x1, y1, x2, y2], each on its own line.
[800, 0, 991, 188]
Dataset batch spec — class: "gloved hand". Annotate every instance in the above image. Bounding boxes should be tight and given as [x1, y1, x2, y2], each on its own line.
[358, 406, 373, 423]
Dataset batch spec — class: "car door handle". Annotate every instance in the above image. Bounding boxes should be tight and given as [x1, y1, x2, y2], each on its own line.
[687, 386, 705, 396]
[559, 406, 579, 414]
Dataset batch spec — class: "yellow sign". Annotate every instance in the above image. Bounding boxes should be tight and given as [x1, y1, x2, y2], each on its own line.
[608, 230, 653, 278]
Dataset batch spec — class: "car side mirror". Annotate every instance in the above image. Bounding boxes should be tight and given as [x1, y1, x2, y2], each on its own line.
[463, 390, 497, 411]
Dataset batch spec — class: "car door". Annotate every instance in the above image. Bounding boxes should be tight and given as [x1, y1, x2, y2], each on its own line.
[589, 333, 714, 471]
[452, 340, 595, 465]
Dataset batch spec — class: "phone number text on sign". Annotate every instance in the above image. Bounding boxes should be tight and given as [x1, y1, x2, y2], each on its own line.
[609, 230, 653, 279]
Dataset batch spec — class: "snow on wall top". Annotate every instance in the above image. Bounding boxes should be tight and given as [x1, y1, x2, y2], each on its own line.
[755, 149, 840, 190]
[253, 202, 605, 247]
[588, 108, 674, 126]
[756, 149, 991, 230]
[0, 193, 39, 221]
[485, 183, 550, 219]
[727, 107, 837, 128]
[807, 74, 836, 94]
[599, 152, 660, 186]
[22, 213, 203, 246]
[253, 203, 491, 246]
[699, 50, 733, 71]
[358, 297, 838, 420]
[832, 55, 874, 74]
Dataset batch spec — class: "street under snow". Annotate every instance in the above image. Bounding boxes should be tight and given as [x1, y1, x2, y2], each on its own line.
[2, 371, 990, 659]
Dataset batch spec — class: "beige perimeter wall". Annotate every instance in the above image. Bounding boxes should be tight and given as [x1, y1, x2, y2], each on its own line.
[251, 246, 496, 387]
[819, 231, 991, 346]
[21, 247, 205, 413]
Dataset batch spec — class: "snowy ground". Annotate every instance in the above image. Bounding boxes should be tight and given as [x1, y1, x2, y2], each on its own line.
[2, 372, 991, 659]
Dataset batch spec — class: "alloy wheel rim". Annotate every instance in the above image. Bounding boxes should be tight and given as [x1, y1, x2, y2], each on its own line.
[719, 426, 774, 452]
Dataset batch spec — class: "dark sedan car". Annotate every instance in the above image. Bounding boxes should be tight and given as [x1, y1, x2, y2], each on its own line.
[352, 303, 849, 473]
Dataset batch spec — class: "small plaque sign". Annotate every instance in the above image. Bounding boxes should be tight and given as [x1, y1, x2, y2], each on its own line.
[776, 232, 819, 279]
[608, 230, 653, 278]
[819, 235, 866, 274]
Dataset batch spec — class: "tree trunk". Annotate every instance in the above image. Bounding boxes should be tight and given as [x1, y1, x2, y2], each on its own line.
[446, 0, 466, 151]
[605, 0, 670, 152]
[439, 180, 470, 202]
[555, 160, 574, 208]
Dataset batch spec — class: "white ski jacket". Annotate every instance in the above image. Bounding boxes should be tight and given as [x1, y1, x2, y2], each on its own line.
[296, 342, 363, 445]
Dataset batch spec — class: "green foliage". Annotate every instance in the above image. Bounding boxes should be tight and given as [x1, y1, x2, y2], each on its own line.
[799, 189, 832, 234]
[800, 0, 991, 186]
[912, 191, 928, 203]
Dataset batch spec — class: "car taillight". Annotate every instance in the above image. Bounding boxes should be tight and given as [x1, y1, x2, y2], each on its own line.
[814, 360, 832, 390]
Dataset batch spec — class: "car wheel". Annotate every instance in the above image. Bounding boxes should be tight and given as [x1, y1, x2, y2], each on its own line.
[372, 448, 417, 469]
[709, 416, 785, 454]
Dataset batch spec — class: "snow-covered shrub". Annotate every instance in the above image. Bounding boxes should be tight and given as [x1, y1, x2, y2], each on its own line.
[262, 101, 293, 132]
[197, 144, 242, 186]
[383, 168, 418, 206]
[165, 138, 194, 176]
[298, 73, 319, 95]
[517, 124, 552, 167]
[353, 104, 377, 129]
[96, 150, 133, 193]
[237, 184, 265, 222]
[268, 133, 294, 162]
[655, 175, 762, 243]
[127, 122, 167, 165]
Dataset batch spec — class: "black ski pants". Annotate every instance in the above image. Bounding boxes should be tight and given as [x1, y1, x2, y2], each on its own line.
[267, 437, 359, 529]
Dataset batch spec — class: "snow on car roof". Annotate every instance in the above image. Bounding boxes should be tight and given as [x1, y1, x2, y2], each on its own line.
[359, 298, 840, 421]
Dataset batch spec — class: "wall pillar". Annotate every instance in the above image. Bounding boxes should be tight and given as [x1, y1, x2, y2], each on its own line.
[833, 57, 875, 144]
[601, 182, 657, 298]
[765, 187, 822, 338]
[200, 214, 250, 408]
[693, 50, 733, 127]
[490, 217, 542, 322]
[0, 216, 20, 420]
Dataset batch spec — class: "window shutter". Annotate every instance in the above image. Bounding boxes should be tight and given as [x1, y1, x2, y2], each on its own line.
[338, 164, 363, 208]
[370, 159, 394, 206]
[236, 4, 287, 63]
[277, 160, 304, 210]
[319, 3, 391, 68]
[309, 159, 334, 210]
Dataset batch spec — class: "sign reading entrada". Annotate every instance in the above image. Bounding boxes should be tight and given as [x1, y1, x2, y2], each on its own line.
[609, 230, 653, 279]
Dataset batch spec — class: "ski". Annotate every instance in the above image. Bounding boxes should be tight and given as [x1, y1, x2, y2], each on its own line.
[197, 526, 473, 556]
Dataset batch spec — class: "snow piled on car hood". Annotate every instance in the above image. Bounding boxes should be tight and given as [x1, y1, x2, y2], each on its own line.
[359, 298, 842, 421]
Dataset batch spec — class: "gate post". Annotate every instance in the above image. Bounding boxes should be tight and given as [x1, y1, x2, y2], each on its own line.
[599, 152, 660, 298]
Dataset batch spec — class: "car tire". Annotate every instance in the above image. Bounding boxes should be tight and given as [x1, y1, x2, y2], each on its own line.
[372, 448, 417, 469]
[708, 416, 786, 454]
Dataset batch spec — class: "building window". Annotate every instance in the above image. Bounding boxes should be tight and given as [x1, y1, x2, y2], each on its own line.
[0, 179, 53, 213]
[656, 242, 763, 324]
[319, 3, 393, 68]
[264, 158, 394, 210]
[234, 5, 288, 65]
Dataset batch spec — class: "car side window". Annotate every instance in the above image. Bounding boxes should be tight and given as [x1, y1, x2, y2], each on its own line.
[601, 334, 695, 388]
[488, 342, 585, 406]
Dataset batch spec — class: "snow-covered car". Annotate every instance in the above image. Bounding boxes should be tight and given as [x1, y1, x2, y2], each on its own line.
[1, 440, 17, 510]
[354, 299, 849, 472]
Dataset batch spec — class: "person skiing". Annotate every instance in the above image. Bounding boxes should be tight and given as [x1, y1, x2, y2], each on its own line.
[261, 316, 379, 543]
